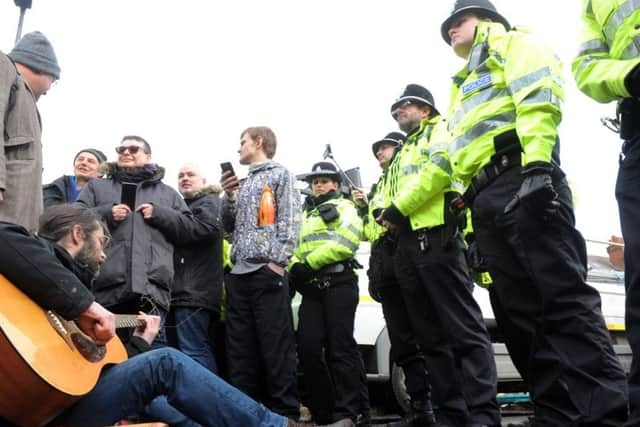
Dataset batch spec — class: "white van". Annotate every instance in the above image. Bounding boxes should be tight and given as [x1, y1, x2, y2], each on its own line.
[293, 240, 631, 411]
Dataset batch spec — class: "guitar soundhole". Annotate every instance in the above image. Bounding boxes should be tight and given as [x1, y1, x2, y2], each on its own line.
[70, 333, 106, 362]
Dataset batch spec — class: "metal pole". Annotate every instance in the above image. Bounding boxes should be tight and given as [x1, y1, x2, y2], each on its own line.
[15, 7, 26, 46]
[322, 144, 357, 188]
[584, 238, 625, 247]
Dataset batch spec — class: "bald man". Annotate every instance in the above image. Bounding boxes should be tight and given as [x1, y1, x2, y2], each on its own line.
[169, 164, 224, 372]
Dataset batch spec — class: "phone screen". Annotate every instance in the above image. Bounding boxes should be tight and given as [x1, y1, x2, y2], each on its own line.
[220, 162, 235, 176]
[121, 182, 137, 210]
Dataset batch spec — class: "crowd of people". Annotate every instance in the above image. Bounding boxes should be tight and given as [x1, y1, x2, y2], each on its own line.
[1, 0, 639, 426]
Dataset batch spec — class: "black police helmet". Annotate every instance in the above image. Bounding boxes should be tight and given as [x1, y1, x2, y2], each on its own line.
[371, 132, 406, 157]
[441, 0, 510, 45]
[298, 161, 342, 184]
[390, 84, 439, 119]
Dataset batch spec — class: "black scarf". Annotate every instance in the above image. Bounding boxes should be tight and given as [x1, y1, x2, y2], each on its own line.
[111, 164, 159, 183]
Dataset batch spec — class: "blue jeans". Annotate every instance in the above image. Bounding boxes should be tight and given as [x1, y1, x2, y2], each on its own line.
[58, 348, 287, 427]
[170, 307, 218, 373]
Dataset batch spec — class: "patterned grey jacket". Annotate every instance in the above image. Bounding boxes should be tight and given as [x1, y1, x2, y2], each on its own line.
[222, 161, 301, 266]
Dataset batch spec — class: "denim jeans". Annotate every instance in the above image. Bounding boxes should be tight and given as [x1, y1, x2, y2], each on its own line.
[58, 348, 287, 427]
[144, 307, 218, 425]
[170, 306, 218, 373]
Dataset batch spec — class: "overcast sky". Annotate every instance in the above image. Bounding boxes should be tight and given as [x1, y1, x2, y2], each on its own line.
[0, 0, 622, 249]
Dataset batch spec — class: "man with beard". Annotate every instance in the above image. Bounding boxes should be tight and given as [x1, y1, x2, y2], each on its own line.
[0, 204, 349, 427]
[379, 84, 499, 426]
[43, 148, 108, 207]
[77, 135, 198, 346]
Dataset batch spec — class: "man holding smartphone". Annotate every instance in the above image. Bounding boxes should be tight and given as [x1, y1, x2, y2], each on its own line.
[76, 136, 200, 349]
[220, 126, 305, 422]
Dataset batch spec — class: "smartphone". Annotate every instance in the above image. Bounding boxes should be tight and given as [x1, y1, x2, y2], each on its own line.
[121, 182, 137, 210]
[220, 162, 235, 176]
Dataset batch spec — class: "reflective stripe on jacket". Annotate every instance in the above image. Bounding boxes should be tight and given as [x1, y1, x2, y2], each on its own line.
[363, 175, 388, 243]
[573, 0, 640, 103]
[291, 196, 362, 271]
[447, 21, 564, 187]
[389, 116, 455, 230]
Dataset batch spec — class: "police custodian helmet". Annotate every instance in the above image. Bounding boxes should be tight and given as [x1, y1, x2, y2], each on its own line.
[440, 0, 511, 45]
[371, 132, 406, 156]
[390, 84, 440, 118]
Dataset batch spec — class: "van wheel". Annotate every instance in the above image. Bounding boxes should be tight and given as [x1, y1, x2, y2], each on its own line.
[391, 362, 410, 414]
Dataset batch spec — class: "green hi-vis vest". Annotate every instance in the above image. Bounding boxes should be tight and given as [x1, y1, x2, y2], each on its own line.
[446, 21, 564, 189]
[387, 115, 459, 231]
[291, 196, 362, 271]
[573, 0, 640, 103]
[363, 175, 390, 243]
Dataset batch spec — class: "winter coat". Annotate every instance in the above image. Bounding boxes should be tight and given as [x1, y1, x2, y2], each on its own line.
[76, 162, 195, 311]
[43, 175, 72, 207]
[0, 221, 94, 320]
[0, 221, 150, 357]
[0, 53, 43, 232]
[222, 161, 301, 267]
[172, 186, 223, 313]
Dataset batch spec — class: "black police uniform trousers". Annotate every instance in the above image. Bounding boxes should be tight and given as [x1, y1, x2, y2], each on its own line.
[617, 115, 640, 426]
[472, 165, 628, 426]
[370, 241, 436, 405]
[394, 227, 500, 427]
[297, 271, 370, 424]
[370, 238, 469, 423]
[225, 266, 300, 416]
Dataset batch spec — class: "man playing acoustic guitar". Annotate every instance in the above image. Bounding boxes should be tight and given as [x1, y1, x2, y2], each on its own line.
[0, 204, 348, 427]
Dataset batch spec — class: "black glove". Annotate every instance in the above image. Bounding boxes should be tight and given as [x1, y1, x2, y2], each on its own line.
[504, 162, 559, 217]
[467, 240, 488, 275]
[290, 263, 315, 283]
[368, 281, 382, 303]
[380, 204, 407, 227]
[625, 63, 640, 98]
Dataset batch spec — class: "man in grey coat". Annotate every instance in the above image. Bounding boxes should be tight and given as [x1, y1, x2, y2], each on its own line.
[0, 31, 60, 232]
[77, 135, 198, 346]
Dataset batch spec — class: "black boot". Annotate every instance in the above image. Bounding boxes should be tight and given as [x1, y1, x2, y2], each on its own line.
[387, 399, 437, 427]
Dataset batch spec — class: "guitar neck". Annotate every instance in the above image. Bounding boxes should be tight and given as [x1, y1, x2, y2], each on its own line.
[114, 314, 144, 329]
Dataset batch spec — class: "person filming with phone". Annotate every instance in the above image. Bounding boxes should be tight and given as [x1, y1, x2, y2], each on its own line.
[219, 126, 308, 422]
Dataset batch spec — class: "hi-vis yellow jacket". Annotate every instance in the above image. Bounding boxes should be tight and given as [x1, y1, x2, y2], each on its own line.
[363, 174, 389, 244]
[446, 21, 564, 188]
[388, 115, 456, 231]
[573, 0, 640, 103]
[291, 195, 362, 271]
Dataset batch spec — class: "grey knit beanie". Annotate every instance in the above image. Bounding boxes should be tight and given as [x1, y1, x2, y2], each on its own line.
[8, 31, 61, 80]
[74, 148, 107, 164]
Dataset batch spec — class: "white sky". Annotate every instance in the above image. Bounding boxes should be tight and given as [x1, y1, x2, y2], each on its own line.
[0, 0, 622, 249]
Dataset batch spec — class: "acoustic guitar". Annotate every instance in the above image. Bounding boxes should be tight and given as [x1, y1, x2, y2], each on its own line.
[0, 274, 142, 426]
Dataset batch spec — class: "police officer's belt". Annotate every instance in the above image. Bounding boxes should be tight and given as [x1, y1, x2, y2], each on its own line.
[618, 97, 640, 141]
[311, 259, 362, 289]
[463, 150, 521, 206]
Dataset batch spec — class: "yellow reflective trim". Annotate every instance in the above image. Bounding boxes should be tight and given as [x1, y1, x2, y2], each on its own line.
[607, 323, 626, 331]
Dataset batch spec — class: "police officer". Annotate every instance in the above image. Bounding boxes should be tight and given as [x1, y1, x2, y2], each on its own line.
[379, 84, 499, 427]
[573, 1, 640, 423]
[289, 162, 370, 427]
[353, 132, 437, 427]
[442, 0, 628, 424]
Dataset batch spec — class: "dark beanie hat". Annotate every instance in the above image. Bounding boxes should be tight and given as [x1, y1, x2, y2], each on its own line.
[74, 148, 107, 164]
[8, 31, 61, 80]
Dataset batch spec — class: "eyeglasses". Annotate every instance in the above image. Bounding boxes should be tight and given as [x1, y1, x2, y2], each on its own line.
[391, 100, 414, 119]
[115, 145, 143, 155]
